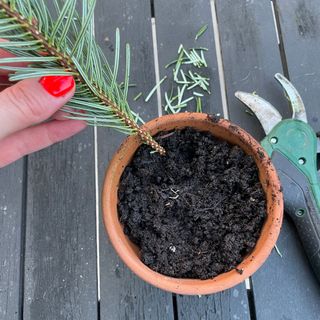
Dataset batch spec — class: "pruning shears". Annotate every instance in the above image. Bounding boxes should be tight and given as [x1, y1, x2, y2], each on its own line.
[235, 73, 320, 282]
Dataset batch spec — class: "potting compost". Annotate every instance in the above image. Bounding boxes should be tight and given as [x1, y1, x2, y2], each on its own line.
[118, 128, 266, 279]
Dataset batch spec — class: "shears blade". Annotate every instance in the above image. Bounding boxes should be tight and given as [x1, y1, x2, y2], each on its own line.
[274, 73, 308, 123]
[235, 91, 282, 135]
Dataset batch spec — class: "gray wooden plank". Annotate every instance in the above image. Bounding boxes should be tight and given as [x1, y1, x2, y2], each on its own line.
[276, 0, 320, 132]
[216, 0, 290, 140]
[153, 1, 250, 319]
[252, 218, 320, 320]
[215, 1, 304, 319]
[95, 0, 174, 319]
[23, 130, 98, 320]
[176, 284, 249, 320]
[249, 1, 320, 319]
[154, 0, 222, 115]
[215, 1, 320, 319]
[0, 160, 24, 320]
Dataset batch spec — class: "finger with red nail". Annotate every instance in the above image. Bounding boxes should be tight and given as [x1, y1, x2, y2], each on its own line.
[0, 75, 86, 167]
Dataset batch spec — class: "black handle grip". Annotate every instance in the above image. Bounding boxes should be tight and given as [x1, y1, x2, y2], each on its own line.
[272, 151, 320, 281]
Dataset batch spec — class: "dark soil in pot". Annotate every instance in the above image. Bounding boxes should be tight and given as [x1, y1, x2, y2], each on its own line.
[118, 128, 266, 280]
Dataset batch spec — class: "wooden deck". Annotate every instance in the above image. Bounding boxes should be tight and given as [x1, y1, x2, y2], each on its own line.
[1, 0, 320, 319]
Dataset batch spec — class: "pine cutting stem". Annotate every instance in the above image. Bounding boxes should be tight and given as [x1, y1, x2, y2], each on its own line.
[0, 1, 166, 155]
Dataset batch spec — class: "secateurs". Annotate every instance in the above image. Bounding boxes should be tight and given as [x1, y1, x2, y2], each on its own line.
[235, 73, 320, 281]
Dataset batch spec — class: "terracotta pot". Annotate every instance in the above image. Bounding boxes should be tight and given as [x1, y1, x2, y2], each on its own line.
[102, 112, 283, 295]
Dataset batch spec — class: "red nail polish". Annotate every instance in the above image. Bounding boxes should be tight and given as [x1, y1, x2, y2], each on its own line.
[39, 76, 75, 97]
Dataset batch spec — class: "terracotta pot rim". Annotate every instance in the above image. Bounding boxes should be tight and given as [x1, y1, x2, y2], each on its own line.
[102, 112, 283, 295]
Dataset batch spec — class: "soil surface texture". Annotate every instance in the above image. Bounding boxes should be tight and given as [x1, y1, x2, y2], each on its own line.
[118, 128, 266, 279]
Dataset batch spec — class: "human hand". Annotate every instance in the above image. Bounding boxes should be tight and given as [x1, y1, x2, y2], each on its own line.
[0, 52, 86, 168]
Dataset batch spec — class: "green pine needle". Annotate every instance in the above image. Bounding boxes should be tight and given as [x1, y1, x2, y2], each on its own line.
[0, 0, 165, 155]
[274, 244, 283, 258]
[196, 97, 202, 113]
[195, 24, 208, 40]
[145, 75, 167, 102]
[133, 92, 142, 101]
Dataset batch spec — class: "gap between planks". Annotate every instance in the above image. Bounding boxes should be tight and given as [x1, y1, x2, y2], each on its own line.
[210, 0, 229, 119]
[94, 125, 101, 302]
[271, 0, 290, 78]
[92, 12, 101, 304]
[19, 156, 29, 319]
[270, 0, 280, 45]
[151, 17, 163, 116]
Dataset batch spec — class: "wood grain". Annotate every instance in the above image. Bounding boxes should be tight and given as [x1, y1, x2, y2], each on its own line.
[252, 218, 320, 320]
[23, 130, 98, 320]
[0, 160, 24, 320]
[176, 284, 250, 320]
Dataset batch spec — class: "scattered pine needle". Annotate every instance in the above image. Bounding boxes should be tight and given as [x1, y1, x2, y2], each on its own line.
[274, 244, 283, 258]
[144, 26, 212, 114]
[195, 24, 208, 40]
[196, 97, 202, 113]
[133, 92, 142, 101]
[145, 76, 167, 102]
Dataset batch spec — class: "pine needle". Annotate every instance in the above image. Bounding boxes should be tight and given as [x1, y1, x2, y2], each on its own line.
[274, 244, 283, 258]
[196, 97, 202, 113]
[195, 24, 208, 40]
[145, 75, 167, 102]
[133, 92, 142, 101]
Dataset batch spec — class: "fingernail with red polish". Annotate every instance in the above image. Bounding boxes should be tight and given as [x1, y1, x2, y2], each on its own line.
[39, 76, 75, 97]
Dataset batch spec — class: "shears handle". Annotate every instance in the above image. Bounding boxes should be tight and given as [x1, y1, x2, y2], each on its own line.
[268, 151, 320, 281]
[262, 119, 320, 281]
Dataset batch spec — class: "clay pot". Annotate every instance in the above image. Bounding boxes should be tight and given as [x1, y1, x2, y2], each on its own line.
[102, 113, 283, 295]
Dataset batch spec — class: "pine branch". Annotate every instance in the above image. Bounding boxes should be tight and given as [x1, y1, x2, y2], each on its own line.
[0, 0, 165, 155]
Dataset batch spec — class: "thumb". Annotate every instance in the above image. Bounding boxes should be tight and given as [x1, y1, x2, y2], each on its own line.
[0, 76, 75, 140]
